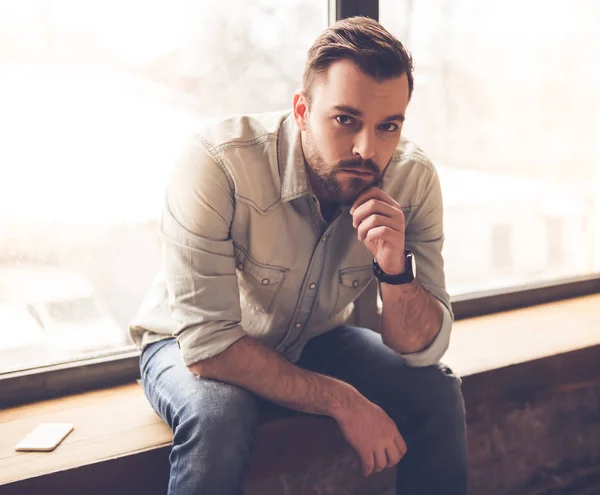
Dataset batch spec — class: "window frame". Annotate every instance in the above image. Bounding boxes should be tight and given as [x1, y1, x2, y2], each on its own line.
[1, 0, 598, 408]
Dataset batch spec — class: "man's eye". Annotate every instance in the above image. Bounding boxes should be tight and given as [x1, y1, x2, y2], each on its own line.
[380, 123, 399, 132]
[335, 115, 356, 126]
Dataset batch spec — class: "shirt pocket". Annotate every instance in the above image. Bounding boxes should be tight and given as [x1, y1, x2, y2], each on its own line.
[233, 244, 288, 313]
[329, 265, 374, 319]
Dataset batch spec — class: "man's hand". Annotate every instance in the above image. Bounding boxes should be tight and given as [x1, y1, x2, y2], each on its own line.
[350, 187, 406, 275]
[333, 394, 407, 476]
[191, 336, 407, 476]
[351, 190, 444, 356]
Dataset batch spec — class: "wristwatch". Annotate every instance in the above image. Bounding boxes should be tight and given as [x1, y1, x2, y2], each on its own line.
[373, 249, 415, 285]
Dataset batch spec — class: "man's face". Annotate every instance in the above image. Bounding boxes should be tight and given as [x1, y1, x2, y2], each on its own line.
[294, 59, 410, 205]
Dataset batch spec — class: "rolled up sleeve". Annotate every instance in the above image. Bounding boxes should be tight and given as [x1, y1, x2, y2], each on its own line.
[400, 162, 454, 367]
[160, 136, 246, 366]
[395, 301, 452, 367]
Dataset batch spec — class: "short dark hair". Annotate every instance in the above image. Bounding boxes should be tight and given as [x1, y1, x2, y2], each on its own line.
[302, 16, 414, 104]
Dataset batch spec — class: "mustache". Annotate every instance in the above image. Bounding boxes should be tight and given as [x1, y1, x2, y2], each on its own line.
[337, 158, 379, 174]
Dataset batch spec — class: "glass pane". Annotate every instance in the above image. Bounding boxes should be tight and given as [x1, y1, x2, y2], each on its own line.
[0, 0, 326, 373]
[380, 0, 600, 295]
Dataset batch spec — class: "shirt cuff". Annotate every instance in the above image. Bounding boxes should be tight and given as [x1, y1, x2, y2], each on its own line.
[394, 300, 452, 367]
[177, 324, 247, 367]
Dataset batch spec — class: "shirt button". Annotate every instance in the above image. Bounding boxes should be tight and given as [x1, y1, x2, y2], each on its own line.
[321, 236, 327, 242]
[352, 280, 360, 288]
[261, 278, 270, 285]
[237, 263, 244, 271]
[295, 322, 302, 328]
[309, 283, 316, 290]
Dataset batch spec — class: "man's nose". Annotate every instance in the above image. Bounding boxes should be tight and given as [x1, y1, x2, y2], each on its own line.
[352, 129, 376, 161]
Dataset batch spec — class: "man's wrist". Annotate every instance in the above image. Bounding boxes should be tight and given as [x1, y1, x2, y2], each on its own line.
[327, 382, 363, 421]
[377, 260, 405, 276]
[373, 250, 414, 285]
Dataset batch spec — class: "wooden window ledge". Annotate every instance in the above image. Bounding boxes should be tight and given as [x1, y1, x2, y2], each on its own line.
[1, 294, 599, 495]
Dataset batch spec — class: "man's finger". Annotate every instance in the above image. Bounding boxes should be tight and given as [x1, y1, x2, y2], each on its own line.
[350, 187, 397, 214]
[395, 435, 408, 457]
[361, 451, 375, 477]
[351, 201, 404, 235]
[386, 444, 403, 468]
[356, 214, 400, 241]
[364, 225, 403, 245]
[351, 198, 399, 225]
[373, 448, 388, 473]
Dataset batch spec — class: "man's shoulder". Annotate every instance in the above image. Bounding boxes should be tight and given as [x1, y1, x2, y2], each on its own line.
[189, 110, 296, 211]
[381, 135, 440, 204]
[393, 135, 436, 171]
[197, 110, 292, 152]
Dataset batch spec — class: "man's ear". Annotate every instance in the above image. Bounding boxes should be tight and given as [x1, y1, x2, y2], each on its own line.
[293, 91, 309, 131]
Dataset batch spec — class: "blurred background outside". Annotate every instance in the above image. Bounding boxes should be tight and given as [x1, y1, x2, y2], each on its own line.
[0, 0, 598, 372]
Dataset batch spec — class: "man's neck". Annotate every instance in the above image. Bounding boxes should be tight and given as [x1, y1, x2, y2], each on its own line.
[304, 166, 340, 222]
[319, 201, 340, 223]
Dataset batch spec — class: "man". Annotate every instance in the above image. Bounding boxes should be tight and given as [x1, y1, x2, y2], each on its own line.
[130, 16, 467, 495]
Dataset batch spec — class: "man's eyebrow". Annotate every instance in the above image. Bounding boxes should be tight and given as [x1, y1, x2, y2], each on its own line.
[332, 104, 405, 122]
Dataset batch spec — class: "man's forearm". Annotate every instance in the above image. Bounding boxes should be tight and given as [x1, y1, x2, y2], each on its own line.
[380, 279, 443, 354]
[188, 335, 360, 418]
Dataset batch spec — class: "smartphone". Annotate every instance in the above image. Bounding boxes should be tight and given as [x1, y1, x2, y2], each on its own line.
[15, 423, 74, 452]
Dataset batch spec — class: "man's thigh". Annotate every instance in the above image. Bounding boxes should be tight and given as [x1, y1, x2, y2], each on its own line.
[296, 325, 463, 424]
[140, 339, 261, 432]
[297, 327, 468, 493]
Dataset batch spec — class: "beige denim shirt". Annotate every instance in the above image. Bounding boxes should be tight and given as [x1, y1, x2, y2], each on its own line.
[130, 110, 453, 367]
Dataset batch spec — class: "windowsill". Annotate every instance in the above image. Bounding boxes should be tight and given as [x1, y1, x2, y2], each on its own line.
[1, 294, 599, 489]
[444, 293, 600, 376]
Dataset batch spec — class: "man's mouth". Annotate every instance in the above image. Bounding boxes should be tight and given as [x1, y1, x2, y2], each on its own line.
[340, 169, 373, 177]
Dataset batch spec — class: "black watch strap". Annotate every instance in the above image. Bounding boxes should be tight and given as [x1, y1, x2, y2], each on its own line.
[373, 250, 414, 285]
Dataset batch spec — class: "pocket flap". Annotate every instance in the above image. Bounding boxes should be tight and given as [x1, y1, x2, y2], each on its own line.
[234, 244, 287, 286]
[339, 265, 373, 288]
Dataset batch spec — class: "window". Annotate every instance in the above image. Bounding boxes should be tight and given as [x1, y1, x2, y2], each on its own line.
[380, 0, 600, 295]
[545, 216, 565, 266]
[0, 0, 327, 374]
[2, 0, 599, 402]
[491, 223, 513, 270]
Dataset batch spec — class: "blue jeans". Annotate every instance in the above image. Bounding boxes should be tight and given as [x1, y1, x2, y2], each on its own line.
[140, 326, 468, 494]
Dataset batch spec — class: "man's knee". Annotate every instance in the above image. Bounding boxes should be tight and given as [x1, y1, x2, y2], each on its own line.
[403, 364, 466, 433]
[173, 380, 260, 456]
[430, 364, 464, 420]
[382, 363, 465, 431]
[166, 382, 260, 493]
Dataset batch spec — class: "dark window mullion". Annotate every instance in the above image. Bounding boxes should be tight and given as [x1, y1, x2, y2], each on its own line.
[334, 0, 379, 21]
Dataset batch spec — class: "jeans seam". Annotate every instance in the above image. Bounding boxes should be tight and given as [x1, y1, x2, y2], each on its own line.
[142, 370, 183, 425]
[142, 371, 183, 493]
[169, 431, 182, 495]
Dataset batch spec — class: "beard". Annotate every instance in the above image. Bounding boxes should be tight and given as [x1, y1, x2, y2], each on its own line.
[303, 128, 383, 205]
